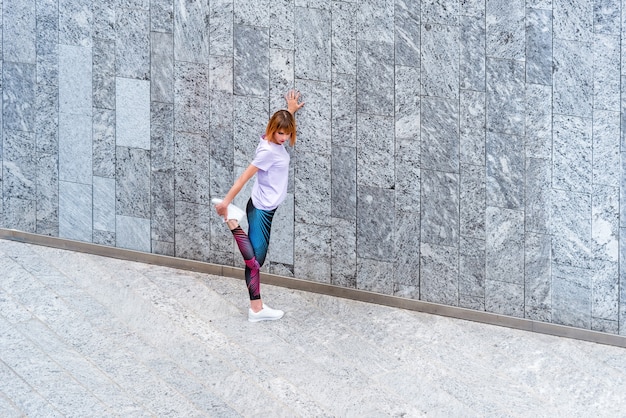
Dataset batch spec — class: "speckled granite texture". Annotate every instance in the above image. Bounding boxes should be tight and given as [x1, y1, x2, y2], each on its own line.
[1, 0, 625, 334]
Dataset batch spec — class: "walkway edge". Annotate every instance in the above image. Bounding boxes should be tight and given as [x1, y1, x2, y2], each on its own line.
[1, 228, 625, 348]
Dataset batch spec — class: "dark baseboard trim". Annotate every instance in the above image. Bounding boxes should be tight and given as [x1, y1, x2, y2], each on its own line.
[1, 228, 625, 349]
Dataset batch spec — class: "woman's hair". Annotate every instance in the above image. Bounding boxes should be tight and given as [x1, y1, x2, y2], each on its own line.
[265, 109, 296, 146]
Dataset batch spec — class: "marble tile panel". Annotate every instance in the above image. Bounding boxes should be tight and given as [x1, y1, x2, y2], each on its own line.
[460, 0, 486, 17]
[619, 228, 626, 335]
[525, 157, 551, 234]
[116, 78, 150, 149]
[36, 152, 59, 236]
[525, 232, 551, 316]
[209, 55, 233, 94]
[58, 0, 92, 47]
[3, 62, 36, 132]
[526, 7, 553, 85]
[151, 0, 173, 33]
[331, 217, 357, 288]
[151, 32, 174, 103]
[551, 263, 592, 329]
[593, 0, 620, 34]
[3, 197, 35, 231]
[551, 189, 592, 268]
[395, 66, 420, 140]
[331, 73, 357, 147]
[420, 170, 459, 247]
[270, 49, 293, 111]
[356, 258, 394, 295]
[420, 242, 459, 306]
[622, 153, 626, 228]
[459, 90, 485, 165]
[460, 15, 485, 91]
[36, 40, 58, 87]
[554, 0, 593, 42]
[591, 318, 619, 334]
[552, 39, 593, 118]
[593, 34, 620, 111]
[486, 131, 524, 210]
[92, 108, 115, 178]
[395, 0, 420, 67]
[485, 206, 524, 284]
[152, 240, 175, 256]
[485, 280, 524, 318]
[269, 0, 294, 50]
[3, 0, 36, 63]
[93, 176, 115, 232]
[486, 0, 524, 60]
[553, 114, 592, 193]
[459, 236, 485, 297]
[209, 0, 233, 56]
[593, 110, 620, 187]
[233, 96, 268, 165]
[59, 112, 92, 184]
[234, 25, 269, 97]
[59, 180, 92, 242]
[420, 96, 459, 172]
[35, 83, 58, 153]
[174, 201, 212, 262]
[116, 8, 149, 79]
[393, 211, 421, 287]
[174, 61, 209, 135]
[174, 131, 211, 205]
[356, 113, 395, 189]
[116, 215, 151, 253]
[295, 0, 331, 9]
[151, 169, 174, 243]
[527, 0, 552, 8]
[421, 23, 459, 99]
[93, 2, 115, 41]
[59, 44, 92, 115]
[592, 259, 619, 321]
[295, 79, 331, 154]
[208, 92, 233, 197]
[331, 145, 356, 220]
[356, 40, 394, 116]
[268, 193, 294, 266]
[356, 186, 395, 262]
[525, 83, 552, 159]
[92, 229, 115, 246]
[421, 0, 459, 25]
[592, 185, 619, 262]
[460, 163, 485, 239]
[2, 130, 37, 200]
[356, 0, 394, 43]
[151, 102, 174, 172]
[331, 1, 357, 75]
[395, 137, 421, 213]
[116, 146, 151, 218]
[486, 58, 525, 136]
[174, 0, 209, 63]
[118, 0, 150, 10]
[234, 0, 269, 26]
[93, 39, 115, 110]
[295, 7, 331, 82]
[459, 294, 485, 311]
[295, 151, 331, 226]
[294, 222, 331, 282]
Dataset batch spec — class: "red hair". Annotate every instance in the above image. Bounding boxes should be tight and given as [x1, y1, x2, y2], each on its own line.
[265, 110, 296, 146]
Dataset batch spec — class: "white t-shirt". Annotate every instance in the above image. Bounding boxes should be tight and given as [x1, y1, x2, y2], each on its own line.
[250, 136, 290, 210]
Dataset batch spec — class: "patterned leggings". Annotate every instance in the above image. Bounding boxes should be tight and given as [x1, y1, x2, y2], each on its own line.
[230, 199, 276, 300]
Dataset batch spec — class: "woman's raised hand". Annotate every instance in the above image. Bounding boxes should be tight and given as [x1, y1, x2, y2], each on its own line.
[285, 89, 305, 114]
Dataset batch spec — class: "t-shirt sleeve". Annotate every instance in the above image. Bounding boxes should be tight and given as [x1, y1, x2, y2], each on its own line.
[251, 147, 274, 171]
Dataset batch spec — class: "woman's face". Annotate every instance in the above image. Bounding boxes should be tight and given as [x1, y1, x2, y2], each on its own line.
[273, 130, 291, 145]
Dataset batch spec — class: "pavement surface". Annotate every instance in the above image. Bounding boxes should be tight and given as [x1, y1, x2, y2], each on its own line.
[1, 238, 625, 417]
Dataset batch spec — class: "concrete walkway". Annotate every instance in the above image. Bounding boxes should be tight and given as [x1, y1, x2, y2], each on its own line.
[0, 238, 625, 417]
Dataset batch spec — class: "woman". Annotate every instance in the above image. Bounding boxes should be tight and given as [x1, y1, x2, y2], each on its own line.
[214, 89, 304, 322]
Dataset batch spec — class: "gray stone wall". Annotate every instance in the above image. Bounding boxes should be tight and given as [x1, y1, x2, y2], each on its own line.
[1, 0, 625, 334]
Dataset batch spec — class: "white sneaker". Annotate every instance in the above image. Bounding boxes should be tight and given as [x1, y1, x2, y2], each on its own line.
[211, 198, 246, 222]
[248, 304, 284, 322]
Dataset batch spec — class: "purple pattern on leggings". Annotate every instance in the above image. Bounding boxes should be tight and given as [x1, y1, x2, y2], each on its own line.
[231, 226, 261, 300]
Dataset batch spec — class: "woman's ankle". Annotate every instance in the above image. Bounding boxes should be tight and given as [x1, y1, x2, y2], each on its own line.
[250, 299, 263, 312]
